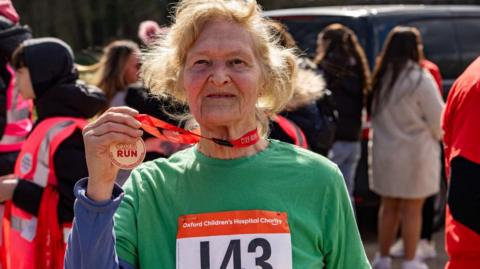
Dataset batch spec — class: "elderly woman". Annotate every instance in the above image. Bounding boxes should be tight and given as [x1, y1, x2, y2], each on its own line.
[65, 0, 370, 268]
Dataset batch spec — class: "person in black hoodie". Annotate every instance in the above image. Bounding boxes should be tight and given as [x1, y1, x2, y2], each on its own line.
[0, 37, 106, 268]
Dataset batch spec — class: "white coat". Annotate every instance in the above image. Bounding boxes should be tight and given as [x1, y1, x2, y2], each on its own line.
[369, 61, 444, 199]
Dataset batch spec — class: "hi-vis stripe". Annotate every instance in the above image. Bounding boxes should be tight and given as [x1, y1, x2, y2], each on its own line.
[7, 106, 30, 122]
[33, 120, 77, 188]
[63, 227, 72, 244]
[0, 83, 31, 146]
[11, 215, 37, 242]
[10, 214, 72, 243]
[0, 133, 27, 144]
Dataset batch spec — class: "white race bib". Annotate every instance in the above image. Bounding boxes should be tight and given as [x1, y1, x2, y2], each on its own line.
[176, 210, 292, 269]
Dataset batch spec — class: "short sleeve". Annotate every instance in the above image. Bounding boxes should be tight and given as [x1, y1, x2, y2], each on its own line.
[321, 167, 371, 269]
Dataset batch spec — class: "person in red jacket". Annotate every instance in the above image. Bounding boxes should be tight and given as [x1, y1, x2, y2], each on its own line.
[442, 56, 480, 269]
[421, 59, 443, 96]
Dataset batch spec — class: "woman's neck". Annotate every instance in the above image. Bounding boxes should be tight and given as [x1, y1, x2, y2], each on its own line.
[196, 123, 268, 159]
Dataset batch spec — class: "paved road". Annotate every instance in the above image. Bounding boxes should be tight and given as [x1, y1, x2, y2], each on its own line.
[362, 228, 448, 269]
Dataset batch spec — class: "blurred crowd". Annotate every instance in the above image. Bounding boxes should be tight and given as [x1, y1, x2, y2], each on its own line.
[0, 0, 479, 269]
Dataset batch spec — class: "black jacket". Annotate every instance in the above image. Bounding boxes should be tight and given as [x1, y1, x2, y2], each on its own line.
[319, 59, 364, 142]
[11, 38, 106, 223]
[270, 95, 337, 157]
[269, 67, 337, 156]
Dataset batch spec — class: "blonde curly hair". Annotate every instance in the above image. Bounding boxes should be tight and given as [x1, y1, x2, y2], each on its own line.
[141, 0, 297, 136]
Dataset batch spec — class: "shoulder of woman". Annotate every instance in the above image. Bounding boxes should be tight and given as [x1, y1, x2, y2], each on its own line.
[130, 147, 194, 182]
[413, 67, 439, 95]
[395, 62, 425, 88]
[150, 146, 194, 168]
[403, 60, 422, 75]
[271, 140, 339, 177]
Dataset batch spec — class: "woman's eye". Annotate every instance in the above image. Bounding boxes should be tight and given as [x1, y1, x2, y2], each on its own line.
[194, 59, 209, 65]
[231, 59, 246, 66]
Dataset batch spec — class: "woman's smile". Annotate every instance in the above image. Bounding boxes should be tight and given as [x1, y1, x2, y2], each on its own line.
[205, 93, 236, 98]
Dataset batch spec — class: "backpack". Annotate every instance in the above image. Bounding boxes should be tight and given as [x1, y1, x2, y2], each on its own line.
[314, 88, 337, 155]
[296, 58, 338, 155]
[275, 88, 337, 156]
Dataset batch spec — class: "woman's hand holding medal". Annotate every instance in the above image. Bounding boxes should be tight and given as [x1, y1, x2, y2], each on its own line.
[82, 106, 144, 201]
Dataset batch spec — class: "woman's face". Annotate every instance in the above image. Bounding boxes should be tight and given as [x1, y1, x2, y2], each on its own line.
[183, 20, 262, 129]
[15, 67, 35, 99]
[123, 53, 140, 85]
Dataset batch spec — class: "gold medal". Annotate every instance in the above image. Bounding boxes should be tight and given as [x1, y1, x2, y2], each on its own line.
[109, 138, 146, 169]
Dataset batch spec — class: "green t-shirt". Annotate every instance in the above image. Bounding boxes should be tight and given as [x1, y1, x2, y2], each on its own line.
[115, 140, 371, 269]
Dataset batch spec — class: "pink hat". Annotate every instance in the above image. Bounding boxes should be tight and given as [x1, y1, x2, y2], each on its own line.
[138, 20, 169, 45]
[0, 0, 19, 23]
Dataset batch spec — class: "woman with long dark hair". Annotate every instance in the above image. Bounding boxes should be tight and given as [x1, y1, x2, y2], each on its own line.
[369, 26, 444, 269]
[314, 23, 370, 202]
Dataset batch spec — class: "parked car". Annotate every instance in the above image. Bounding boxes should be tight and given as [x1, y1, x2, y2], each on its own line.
[264, 5, 480, 230]
[264, 4, 480, 97]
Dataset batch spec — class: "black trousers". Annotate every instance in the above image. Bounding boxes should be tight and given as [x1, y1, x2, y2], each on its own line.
[421, 195, 435, 240]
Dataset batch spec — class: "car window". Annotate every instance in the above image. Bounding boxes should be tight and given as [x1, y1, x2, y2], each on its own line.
[404, 19, 461, 80]
[272, 16, 367, 59]
[453, 18, 480, 70]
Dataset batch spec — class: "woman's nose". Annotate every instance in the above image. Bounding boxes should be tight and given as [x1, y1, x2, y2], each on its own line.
[208, 63, 231, 86]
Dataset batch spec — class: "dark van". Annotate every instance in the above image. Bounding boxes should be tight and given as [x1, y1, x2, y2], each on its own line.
[264, 5, 480, 96]
[264, 5, 480, 229]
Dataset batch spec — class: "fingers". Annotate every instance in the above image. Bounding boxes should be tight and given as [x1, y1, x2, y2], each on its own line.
[87, 110, 141, 131]
[83, 107, 144, 146]
[0, 174, 16, 181]
[89, 122, 143, 138]
[84, 107, 141, 132]
[106, 106, 139, 116]
[88, 131, 139, 146]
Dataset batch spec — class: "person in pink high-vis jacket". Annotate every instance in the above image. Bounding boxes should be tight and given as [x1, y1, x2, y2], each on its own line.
[0, 2, 33, 265]
[0, 0, 33, 176]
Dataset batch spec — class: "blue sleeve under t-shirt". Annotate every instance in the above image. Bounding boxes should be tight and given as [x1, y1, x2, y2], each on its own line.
[64, 178, 134, 269]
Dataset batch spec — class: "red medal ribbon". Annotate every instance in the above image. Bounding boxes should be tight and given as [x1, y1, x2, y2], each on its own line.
[135, 114, 259, 148]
